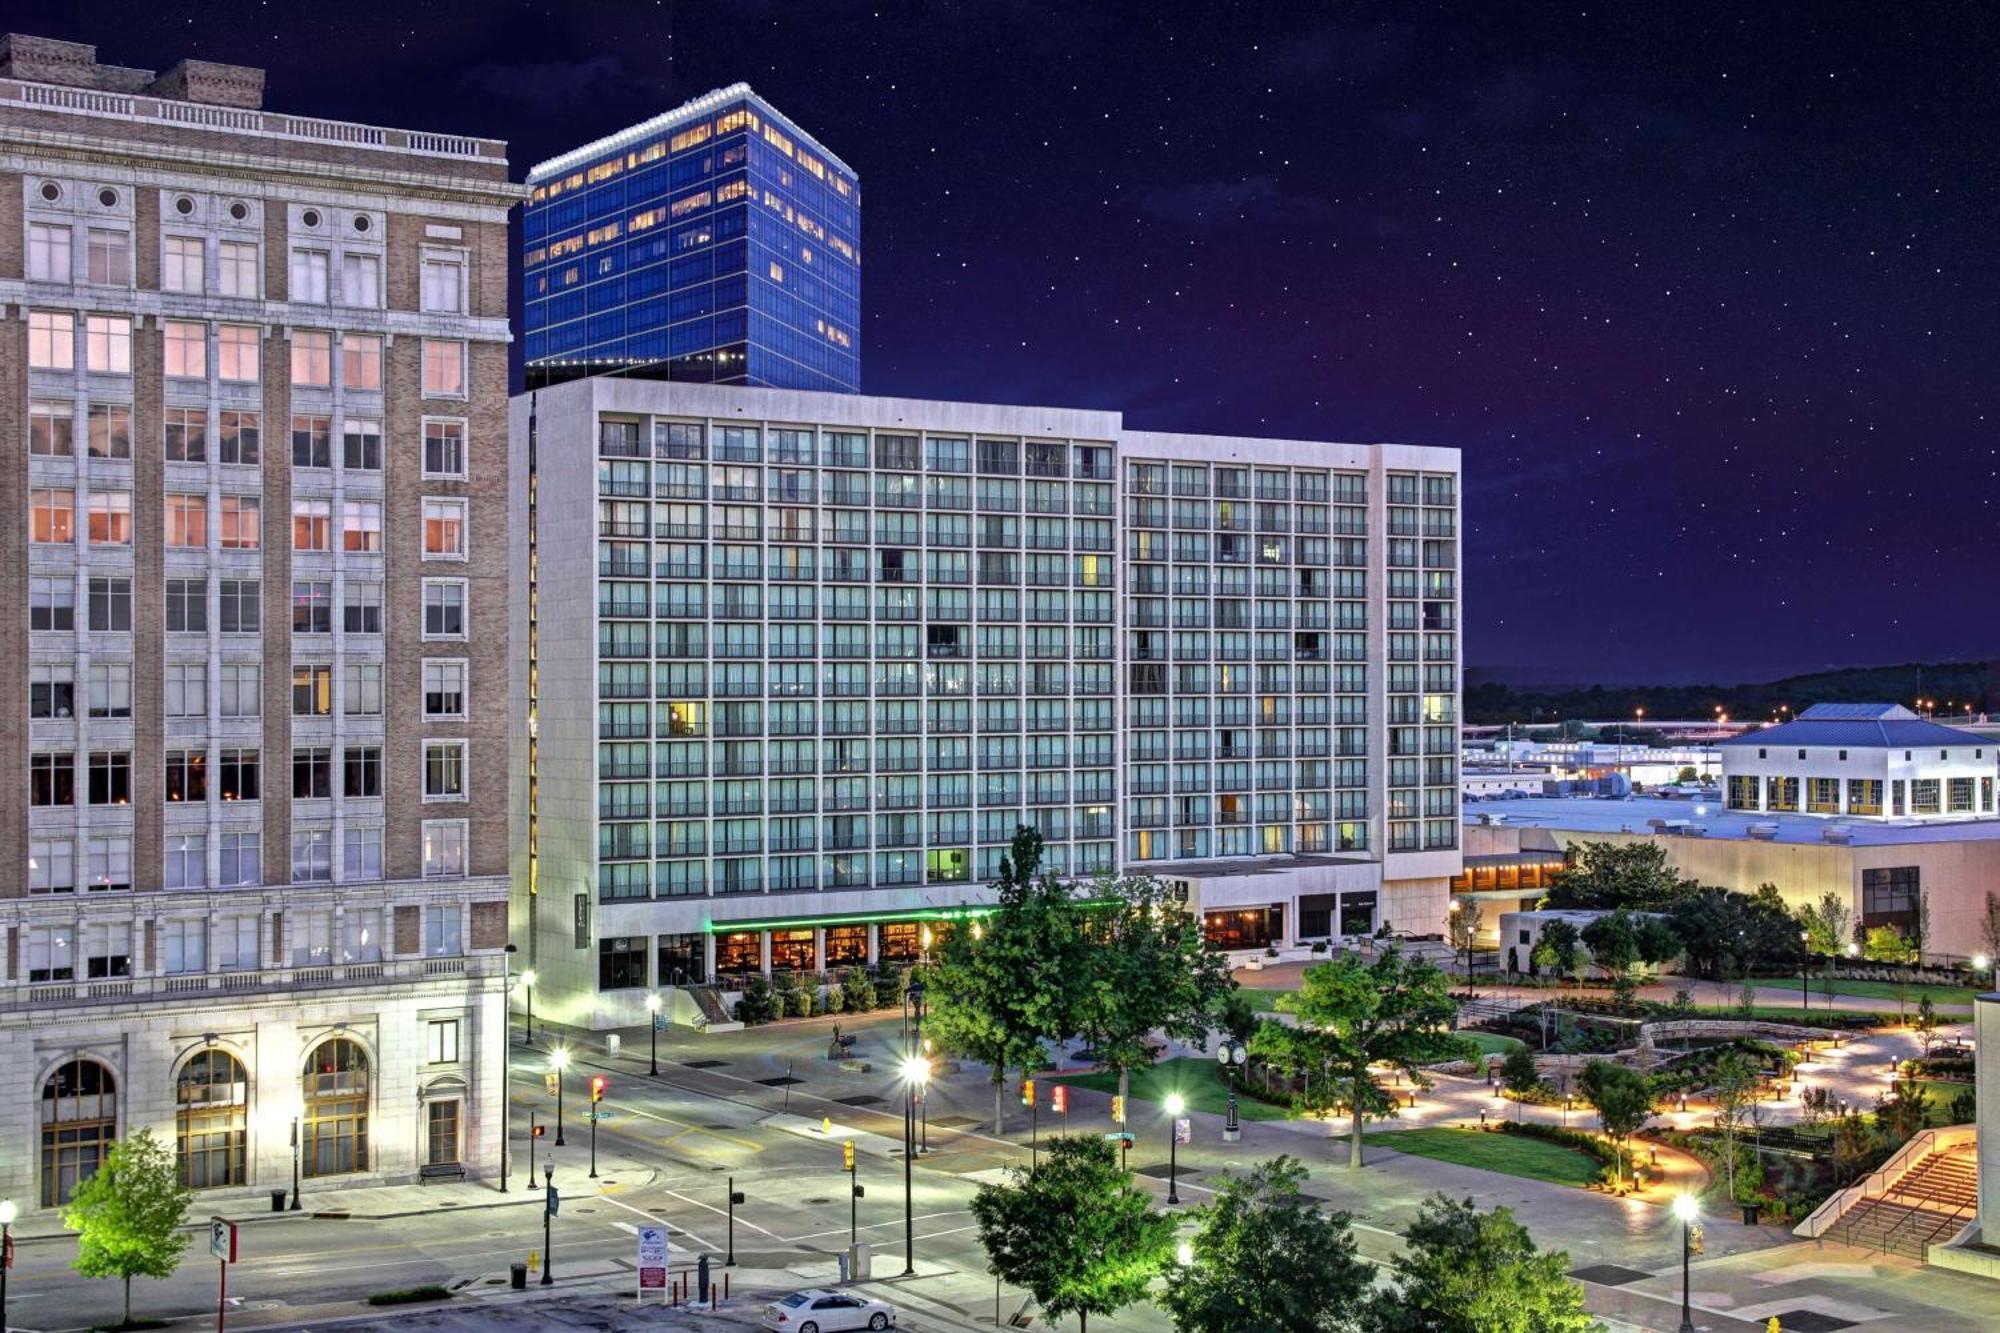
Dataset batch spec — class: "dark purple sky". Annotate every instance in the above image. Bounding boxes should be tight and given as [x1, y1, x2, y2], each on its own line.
[20, 2, 1999, 683]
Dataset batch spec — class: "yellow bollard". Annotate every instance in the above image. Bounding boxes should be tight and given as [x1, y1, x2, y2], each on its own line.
[1766, 1318, 1782, 1333]
[822, 1116, 833, 1135]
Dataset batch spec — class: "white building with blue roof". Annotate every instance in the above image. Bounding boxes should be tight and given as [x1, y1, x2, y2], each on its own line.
[1718, 703, 1996, 821]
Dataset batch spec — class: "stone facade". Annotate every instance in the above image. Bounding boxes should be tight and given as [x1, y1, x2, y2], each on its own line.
[0, 34, 523, 1210]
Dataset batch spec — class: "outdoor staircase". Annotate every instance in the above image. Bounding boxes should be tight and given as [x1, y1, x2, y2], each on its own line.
[685, 985, 735, 1027]
[1824, 1144, 1977, 1260]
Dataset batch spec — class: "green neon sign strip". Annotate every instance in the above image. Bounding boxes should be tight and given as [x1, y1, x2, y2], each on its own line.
[698, 898, 1118, 934]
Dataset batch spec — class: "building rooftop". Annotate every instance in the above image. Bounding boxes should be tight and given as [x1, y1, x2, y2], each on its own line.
[1466, 794, 2000, 848]
[1714, 703, 1987, 750]
[526, 82, 855, 185]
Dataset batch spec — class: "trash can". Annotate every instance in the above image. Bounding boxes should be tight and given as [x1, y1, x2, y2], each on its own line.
[1740, 1203, 1762, 1226]
[270, 1189, 288, 1213]
[510, 1263, 528, 1290]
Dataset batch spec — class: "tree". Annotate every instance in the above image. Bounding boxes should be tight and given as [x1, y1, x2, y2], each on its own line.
[1580, 912, 1644, 1010]
[1073, 872, 1236, 1107]
[1911, 890, 1933, 967]
[64, 1128, 193, 1328]
[1667, 885, 1794, 981]
[1531, 919, 1582, 991]
[1160, 1156, 1373, 1333]
[1541, 841, 1697, 911]
[1710, 1052, 1758, 1198]
[1797, 891, 1852, 958]
[970, 1135, 1173, 1333]
[1981, 891, 2000, 969]
[1676, 765, 1700, 784]
[1214, 988, 1259, 1048]
[1862, 923, 1916, 966]
[1359, 1194, 1600, 1333]
[1254, 948, 1467, 1168]
[1499, 1047, 1540, 1101]
[1575, 1060, 1653, 1190]
[1914, 996, 1941, 1055]
[927, 827, 1089, 1132]
[1875, 1079, 1931, 1147]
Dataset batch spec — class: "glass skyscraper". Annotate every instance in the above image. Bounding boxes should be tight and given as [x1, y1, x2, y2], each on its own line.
[522, 84, 860, 392]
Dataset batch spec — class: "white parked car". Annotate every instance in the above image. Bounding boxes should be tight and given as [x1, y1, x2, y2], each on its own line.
[761, 1288, 896, 1332]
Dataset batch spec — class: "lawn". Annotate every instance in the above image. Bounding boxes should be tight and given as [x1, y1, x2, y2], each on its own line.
[1754, 975, 1983, 1007]
[1680, 1005, 1889, 1026]
[1460, 1032, 1527, 1056]
[1361, 1127, 1603, 1187]
[1050, 1056, 1292, 1122]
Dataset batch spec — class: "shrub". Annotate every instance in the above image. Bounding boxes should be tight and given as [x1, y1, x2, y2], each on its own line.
[822, 983, 844, 1014]
[365, 1286, 451, 1306]
[874, 966, 910, 1008]
[734, 975, 777, 1025]
[792, 989, 814, 1019]
[842, 966, 875, 1012]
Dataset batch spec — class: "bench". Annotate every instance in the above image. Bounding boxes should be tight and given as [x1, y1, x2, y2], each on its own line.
[418, 1162, 466, 1184]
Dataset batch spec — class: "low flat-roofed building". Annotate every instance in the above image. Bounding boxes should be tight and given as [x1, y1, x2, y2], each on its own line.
[1461, 794, 2000, 963]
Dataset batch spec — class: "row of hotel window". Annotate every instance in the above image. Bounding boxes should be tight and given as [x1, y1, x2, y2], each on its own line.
[26, 491, 467, 555]
[1725, 776, 1994, 816]
[28, 405, 467, 475]
[26, 223, 468, 313]
[602, 422, 1116, 477]
[20, 905, 466, 979]
[28, 740, 470, 806]
[32, 655, 466, 720]
[26, 820, 468, 897]
[28, 576, 464, 643]
[25, 313, 469, 396]
[1131, 463, 1455, 507]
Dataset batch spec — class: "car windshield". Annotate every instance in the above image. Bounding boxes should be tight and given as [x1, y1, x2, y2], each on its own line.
[779, 1293, 812, 1307]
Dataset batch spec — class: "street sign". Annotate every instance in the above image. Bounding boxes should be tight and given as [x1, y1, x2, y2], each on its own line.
[584, 1110, 615, 1122]
[1174, 1117, 1191, 1146]
[208, 1217, 237, 1263]
[636, 1225, 668, 1293]
[1102, 1131, 1134, 1144]
[653, 1013, 667, 1032]
[545, 1184, 560, 1216]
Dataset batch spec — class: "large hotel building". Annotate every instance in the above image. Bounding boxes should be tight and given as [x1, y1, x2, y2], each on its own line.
[0, 35, 517, 1211]
[513, 377, 1462, 1029]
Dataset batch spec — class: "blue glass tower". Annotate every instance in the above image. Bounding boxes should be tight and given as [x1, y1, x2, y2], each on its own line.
[522, 84, 860, 392]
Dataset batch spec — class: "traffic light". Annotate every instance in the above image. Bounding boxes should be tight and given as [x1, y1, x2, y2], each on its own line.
[842, 1140, 856, 1171]
[543, 1072, 559, 1096]
[590, 1074, 608, 1104]
[531, 1124, 546, 1139]
[1111, 1095, 1126, 1124]
[1051, 1085, 1067, 1115]
[1021, 1077, 1035, 1106]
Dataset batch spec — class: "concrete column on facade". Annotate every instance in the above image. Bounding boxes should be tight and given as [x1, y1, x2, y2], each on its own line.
[1977, 994, 2000, 1245]
[813, 926, 826, 975]
[702, 932, 717, 982]
[758, 931, 772, 977]
[866, 924, 879, 965]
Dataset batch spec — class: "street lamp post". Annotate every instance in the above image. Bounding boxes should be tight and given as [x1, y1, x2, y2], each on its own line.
[540, 1159, 555, 1285]
[1216, 1041, 1246, 1142]
[289, 1116, 302, 1210]
[1163, 1092, 1186, 1206]
[900, 977, 928, 1279]
[1800, 930, 1811, 1011]
[1673, 1193, 1699, 1333]
[551, 1048, 569, 1146]
[646, 992, 661, 1076]
[521, 970, 538, 1047]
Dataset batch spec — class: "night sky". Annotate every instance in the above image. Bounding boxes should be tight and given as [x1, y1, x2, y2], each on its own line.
[17, 2, 1999, 683]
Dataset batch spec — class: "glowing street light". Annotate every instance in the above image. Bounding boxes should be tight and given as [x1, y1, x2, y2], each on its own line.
[1163, 1092, 1187, 1205]
[1672, 1194, 1700, 1333]
[899, 1051, 932, 1276]
[550, 1047, 571, 1146]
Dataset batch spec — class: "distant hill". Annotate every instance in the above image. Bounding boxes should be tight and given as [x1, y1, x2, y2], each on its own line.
[1465, 660, 1999, 726]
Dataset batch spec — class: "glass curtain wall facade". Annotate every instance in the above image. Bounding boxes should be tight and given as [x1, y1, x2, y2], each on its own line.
[512, 380, 1462, 1027]
[524, 85, 860, 393]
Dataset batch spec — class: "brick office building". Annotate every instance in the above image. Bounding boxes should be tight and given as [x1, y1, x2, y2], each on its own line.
[0, 34, 519, 1210]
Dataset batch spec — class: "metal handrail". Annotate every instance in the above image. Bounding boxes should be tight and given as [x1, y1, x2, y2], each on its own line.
[1796, 1127, 1939, 1239]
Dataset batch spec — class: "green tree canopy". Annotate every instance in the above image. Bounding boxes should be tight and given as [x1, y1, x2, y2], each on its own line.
[1531, 919, 1583, 985]
[1499, 1047, 1541, 1098]
[1667, 884, 1795, 980]
[1575, 1059, 1654, 1189]
[1252, 948, 1468, 1168]
[1541, 842, 1698, 911]
[64, 1128, 193, 1328]
[970, 1135, 1173, 1333]
[1073, 872, 1236, 1104]
[1796, 891, 1853, 958]
[927, 826, 1089, 1132]
[1360, 1194, 1601, 1333]
[1161, 1156, 1373, 1333]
